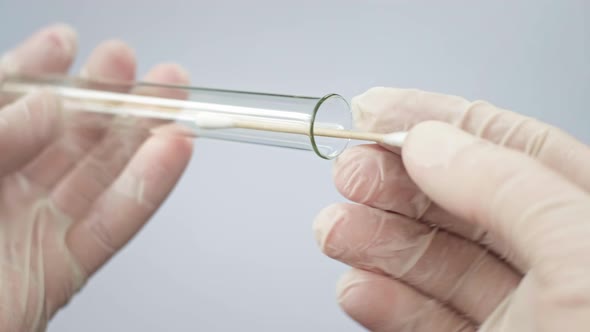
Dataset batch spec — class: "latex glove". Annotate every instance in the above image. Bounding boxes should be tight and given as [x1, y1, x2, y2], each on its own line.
[0, 24, 193, 331]
[314, 88, 590, 331]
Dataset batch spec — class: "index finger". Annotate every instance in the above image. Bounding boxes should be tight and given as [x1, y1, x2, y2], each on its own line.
[402, 121, 590, 275]
[353, 88, 590, 191]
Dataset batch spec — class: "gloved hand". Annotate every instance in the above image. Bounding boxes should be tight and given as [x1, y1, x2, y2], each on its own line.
[0, 24, 193, 331]
[314, 88, 590, 331]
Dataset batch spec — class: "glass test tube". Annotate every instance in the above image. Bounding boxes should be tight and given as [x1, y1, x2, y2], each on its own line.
[0, 75, 352, 159]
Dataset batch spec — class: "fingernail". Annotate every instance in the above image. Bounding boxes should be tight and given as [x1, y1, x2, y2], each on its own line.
[313, 205, 345, 256]
[46, 23, 78, 55]
[404, 121, 473, 168]
[166, 63, 190, 84]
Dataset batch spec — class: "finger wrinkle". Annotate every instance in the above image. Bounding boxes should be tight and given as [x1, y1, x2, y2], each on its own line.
[455, 321, 475, 332]
[494, 183, 580, 267]
[456, 100, 555, 159]
[442, 249, 489, 303]
[362, 211, 430, 259]
[357, 220, 438, 280]
[334, 145, 430, 218]
[113, 172, 150, 208]
[475, 110, 502, 138]
[398, 299, 438, 331]
[86, 212, 117, 257]
[335, 153, 362, 196]
[454, 100, 476, 129]
[413, 196, 432, 220]
[454, 100, 499, 132]
[355, 210, 387, 254]
[335, 149, 382, 205]
[528, 198, 590, 259]
[336, 270, 378, 305]
[397, 227, 438, 278]
[334, 146, 363, 173]
[482, 233, 519, 267]
[84, 153, 125, 189]
[499, 116, 528, 146]
[472, 226, 488, 243]
[364, 235, 431, 260]
[354, 174, 376, 206]
[455, 100, 514, 144]
[357, 156, 385, 205]
[526, 127, 550, 158]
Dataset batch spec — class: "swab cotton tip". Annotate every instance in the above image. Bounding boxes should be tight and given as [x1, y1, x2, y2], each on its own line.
[382, 131, 408, 147]
[194, 113, 235, 129]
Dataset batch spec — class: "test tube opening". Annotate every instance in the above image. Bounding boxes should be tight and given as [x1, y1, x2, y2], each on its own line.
[310, 94, 352, 160]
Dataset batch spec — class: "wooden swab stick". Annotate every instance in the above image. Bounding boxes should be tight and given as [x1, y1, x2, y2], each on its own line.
[194, 113, 408, 147]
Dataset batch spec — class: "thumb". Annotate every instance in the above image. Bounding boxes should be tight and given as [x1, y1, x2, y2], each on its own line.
[401, 121, 590, 275]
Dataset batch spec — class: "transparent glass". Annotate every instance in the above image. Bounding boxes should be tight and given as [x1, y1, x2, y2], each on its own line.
[0, 75, 352, 159]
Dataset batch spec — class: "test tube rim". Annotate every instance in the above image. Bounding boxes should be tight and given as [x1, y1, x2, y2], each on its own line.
[310, 93, 351, 160]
